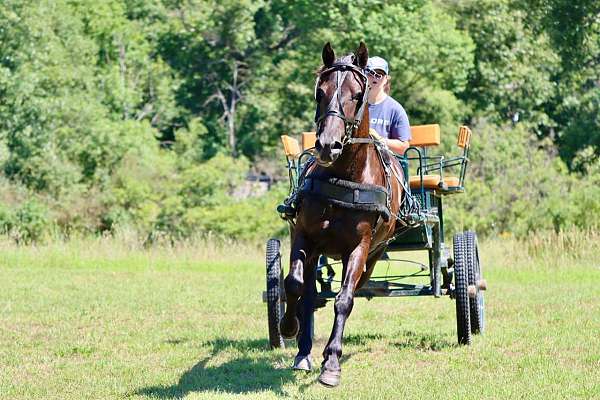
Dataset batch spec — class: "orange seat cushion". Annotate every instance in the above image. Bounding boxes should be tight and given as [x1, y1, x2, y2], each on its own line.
[409, 175, 460, 190]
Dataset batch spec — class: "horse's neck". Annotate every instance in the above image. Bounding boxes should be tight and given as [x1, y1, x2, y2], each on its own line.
[330, 142, 369, 182]
[327, 115, 377, 183]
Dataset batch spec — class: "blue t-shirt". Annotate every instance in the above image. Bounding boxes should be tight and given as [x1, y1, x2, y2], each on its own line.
[368, 96, 411, 141]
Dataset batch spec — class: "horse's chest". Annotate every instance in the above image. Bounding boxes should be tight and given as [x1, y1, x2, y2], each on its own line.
[300, 205, 372, 247]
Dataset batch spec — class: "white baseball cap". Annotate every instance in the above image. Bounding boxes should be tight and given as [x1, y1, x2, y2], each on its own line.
[366, 56, 389, 75]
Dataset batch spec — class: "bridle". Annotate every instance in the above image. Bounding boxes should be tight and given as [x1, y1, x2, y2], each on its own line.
[314, 59, 371, 145]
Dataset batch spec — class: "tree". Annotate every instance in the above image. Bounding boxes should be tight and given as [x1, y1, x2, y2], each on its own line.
[156, 0, 267, 157]
[0, 0, 178, 192]
[450, 0, 561, 131]
[521, 0, 600, 169]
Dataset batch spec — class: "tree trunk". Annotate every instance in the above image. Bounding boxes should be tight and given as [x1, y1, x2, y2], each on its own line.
[208, 61, 244, 157]
[229, 62, 238, 158]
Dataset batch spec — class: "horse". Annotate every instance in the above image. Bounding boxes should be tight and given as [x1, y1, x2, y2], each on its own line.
[279, 42, 406, 387]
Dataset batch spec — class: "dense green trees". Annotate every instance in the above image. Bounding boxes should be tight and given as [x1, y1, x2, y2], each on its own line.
[450, 0, 600, 169]
[0, 0, 597, 242]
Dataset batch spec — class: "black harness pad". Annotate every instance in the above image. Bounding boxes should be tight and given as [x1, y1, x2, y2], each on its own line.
[300, 176, 391, 222]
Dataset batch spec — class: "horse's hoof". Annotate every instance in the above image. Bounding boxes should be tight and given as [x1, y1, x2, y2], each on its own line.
[318, 367, 341, 387]
[279, 316, 299, 339]
[292, 354, 313, 371]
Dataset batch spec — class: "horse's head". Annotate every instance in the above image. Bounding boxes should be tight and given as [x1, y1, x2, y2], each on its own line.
[314, 42, 370, 166]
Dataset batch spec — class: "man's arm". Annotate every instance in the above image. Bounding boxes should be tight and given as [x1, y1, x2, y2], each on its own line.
[388, 105, 411, 155]
[385, 139, 410, 155]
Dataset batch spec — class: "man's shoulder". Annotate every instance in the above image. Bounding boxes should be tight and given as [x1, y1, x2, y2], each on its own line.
[383, 96, 407, 115]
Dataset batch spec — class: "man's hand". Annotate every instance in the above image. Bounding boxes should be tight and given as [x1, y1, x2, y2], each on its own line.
[369, 128, 384, 143]
[369, 129, 409, 155]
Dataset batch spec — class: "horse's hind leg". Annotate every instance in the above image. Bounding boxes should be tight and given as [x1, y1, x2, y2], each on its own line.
[319, 238, 370, 387]
[280, 233, 308, 339]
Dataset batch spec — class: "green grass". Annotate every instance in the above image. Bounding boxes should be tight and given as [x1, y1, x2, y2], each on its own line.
[1, 231, 599, 399]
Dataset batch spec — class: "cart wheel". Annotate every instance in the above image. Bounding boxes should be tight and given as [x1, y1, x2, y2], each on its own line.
[466, 231, 485, 334]
[453, 233, 472, 345]
[266, 238, 285, 349]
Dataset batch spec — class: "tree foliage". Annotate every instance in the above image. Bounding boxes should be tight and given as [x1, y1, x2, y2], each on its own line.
[0, 0, 597, 241]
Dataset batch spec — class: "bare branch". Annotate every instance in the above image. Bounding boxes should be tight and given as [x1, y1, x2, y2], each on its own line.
[269, 25, 300, 51]
[136, 103, 154, 121]
[151, 108, 162, 126]
[215, 87, 231, 119]
[203, 93, 220, 107]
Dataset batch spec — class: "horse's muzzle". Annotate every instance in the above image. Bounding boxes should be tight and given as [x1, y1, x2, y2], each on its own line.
[315, 139, 343, 166]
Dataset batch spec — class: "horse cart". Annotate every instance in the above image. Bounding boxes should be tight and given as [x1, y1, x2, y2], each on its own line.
[264, 124, 486, 349]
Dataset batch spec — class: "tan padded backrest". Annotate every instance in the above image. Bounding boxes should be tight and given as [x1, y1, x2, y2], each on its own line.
[302, 132, 316, 150]
[281, 135, 301, 158]
[410, 124, 441, 147]
[457, 126, 472, 148]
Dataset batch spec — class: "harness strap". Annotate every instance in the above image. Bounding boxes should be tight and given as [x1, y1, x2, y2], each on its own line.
[300, 176, 391, 222]
[302, 177, 388, 206]
[345, 137, 378, 145]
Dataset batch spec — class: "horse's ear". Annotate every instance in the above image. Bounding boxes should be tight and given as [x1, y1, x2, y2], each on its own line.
[322, 42, 335, 67]
[355, 42, 368, 69]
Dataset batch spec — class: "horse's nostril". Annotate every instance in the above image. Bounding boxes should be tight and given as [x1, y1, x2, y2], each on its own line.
[331, 141, 343, 151]
[315, 140, 323, 151]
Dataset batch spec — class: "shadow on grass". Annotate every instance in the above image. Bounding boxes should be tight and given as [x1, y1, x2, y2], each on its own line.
[343, 330, 454, 351]
[135, 331, 453, 398]
[135, 338, 295, 398]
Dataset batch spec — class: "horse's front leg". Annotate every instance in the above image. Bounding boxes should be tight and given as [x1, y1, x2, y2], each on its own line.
[280, 232, 310, 339]
[293, 255, 317, 371]
[319, 234, 371, 387]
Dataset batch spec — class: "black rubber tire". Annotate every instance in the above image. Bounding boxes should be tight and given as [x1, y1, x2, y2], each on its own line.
[453, 233, 472, 345]
[466, 231, 485, 334]
[266, 238, 285, 349]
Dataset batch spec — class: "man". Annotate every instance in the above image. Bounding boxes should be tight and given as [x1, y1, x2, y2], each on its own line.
[366, 56, 411, 154]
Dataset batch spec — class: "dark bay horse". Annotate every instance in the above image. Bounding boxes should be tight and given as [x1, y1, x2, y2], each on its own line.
[279, 42, 405, 387]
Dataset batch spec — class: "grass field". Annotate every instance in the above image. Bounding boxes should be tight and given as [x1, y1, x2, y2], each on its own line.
[1, 231, 599, 399]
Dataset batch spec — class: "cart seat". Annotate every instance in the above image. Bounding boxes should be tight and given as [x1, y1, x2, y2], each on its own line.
[409, 175, 460, 190]
[280, 135, 301, 158]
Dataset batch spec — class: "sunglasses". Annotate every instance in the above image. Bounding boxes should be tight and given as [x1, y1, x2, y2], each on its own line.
[366, 69, 386, 80]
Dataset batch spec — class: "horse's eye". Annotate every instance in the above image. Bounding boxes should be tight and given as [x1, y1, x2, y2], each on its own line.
[315, 89, 325, 102]
[352, 93, 363, 101]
